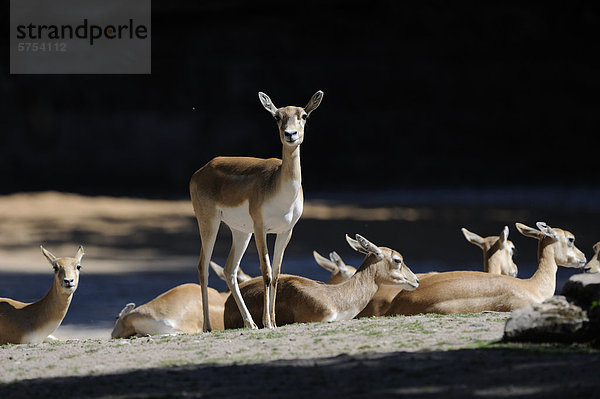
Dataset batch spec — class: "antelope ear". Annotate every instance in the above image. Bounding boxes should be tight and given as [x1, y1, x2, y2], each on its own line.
[461, 228, 485, 249]
[355, 234, 383, 259]
[536, 222, 558, 240]
[118, 303, 136, 318]
[305, 90, 323, 115]
[75, 246, 85, 263]
[515, 222, 544, 239]
[236, 267, 253, 284]
[41, 246, 57, 265]
[210, 261, 226, 280]
[593, 242, 600, 254]
[313, 250, 336, 272]
[346, 234, 367, 254]
[329, 251, 350, 275]
[258, 92, 278, 116]
[499, 226, 509, 246]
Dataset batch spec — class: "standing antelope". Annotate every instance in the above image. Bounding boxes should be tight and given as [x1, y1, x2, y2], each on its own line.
[111, 262, 252, 338]
[0, 246, 84, 345]
[190, 90, 323, 331]
[223, 234, 419, 329]
[462, 225, 518, 277]
[584, 242, 600, 273]
[385, 222, 586, 316]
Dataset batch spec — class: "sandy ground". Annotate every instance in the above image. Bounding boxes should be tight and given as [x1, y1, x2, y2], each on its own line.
[2, 314, 599, 398]
[1, 191, 600, 397]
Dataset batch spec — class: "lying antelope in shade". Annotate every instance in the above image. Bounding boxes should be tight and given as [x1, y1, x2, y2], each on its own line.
[462, 225, 518, 277]
[0, 246, 84, 345]
[583, 242, 600, 273]
[111, 263, 252, 338]
[190, 90, 323, 331]
[312, 225, 518, 317]
[223, 234, 419, 329]
[385, 222, 586, 316]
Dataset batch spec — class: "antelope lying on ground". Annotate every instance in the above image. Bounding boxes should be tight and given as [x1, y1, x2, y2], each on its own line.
[583, 242, 600, 273]
[111, 263, 252, 338]
[0, 246, 84, 345]
[462, 225, 518, 277]
[313, 225, 517, 317]
[223, 234, 419, 329]
[190, 90, 323, 331]
[312, 250, 357, 284]
[385, 222, 586, 316]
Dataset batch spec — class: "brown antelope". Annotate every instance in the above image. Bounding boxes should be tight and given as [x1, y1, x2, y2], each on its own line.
[223, 234, 419, 329]
[313, 226, 517, 317]
[190, 90, 323, 331]
[385, 222, 586, 316]
[0, 246, 84, 345]
[584, 242, 600, 273]
[111, 262, 252, 338]
[462, 225, 518, 277]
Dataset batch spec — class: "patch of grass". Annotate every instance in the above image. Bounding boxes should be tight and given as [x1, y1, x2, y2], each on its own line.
[395, 321, 434, 334]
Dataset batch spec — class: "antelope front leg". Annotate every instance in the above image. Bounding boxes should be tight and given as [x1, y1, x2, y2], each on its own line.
[253, 223, 274, 329]
[224, 229, 257, 330]
[270, 228, 293, 327]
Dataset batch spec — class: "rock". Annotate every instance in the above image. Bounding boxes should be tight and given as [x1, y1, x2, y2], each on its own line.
[503, 296, 589, 343]
[561, 273, 600, 309]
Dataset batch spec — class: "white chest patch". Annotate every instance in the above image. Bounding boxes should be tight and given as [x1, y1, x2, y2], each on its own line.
[21, 322, 60, 344]
[220, 182, 303, 234]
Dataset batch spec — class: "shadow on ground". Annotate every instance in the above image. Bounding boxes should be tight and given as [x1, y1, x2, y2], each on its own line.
[1, 348, 599, 398]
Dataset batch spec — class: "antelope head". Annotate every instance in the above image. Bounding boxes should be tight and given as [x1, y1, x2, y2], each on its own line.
[41, 245, 84, 295]
[112, 303, 136, 339]
[584, 242, 600, 273]
[345, 234, 419, 290]
[462, 225, 518, 277]
[515, 222, 586, 269]
[258, 90, 323, 148]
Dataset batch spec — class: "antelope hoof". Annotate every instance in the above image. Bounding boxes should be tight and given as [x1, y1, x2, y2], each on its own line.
[245, 320, 259, 330]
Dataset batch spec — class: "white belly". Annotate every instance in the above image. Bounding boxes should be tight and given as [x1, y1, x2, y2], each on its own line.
[220, 187, 303, 234]
[134, 317, 179, 335]
[321, 307, 362, 322]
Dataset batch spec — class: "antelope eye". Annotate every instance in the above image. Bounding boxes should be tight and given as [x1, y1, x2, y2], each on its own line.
[77, 264, 82, 271]
[274, 113, 281, 121]
[301, 113, 308, 120]
[393, 257, 402, 264]
[568, 237, 575, 244]
[53, 264, 59, 272]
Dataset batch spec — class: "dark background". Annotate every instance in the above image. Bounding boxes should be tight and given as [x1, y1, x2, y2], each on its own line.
[2, 1, 599, 196]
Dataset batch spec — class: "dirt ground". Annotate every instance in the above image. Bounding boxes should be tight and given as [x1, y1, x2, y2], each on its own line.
[1, 191, 600, 398]
[1, 314, 599, 398]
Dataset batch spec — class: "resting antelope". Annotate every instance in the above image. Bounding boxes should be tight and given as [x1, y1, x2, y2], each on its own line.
[583, 242, 600, 273]
[111, 263, 252, 338]
[190, 90, 323, 331]
[312, 250, 357, 284]
[0, 246, 83, 345]
[385, 222, 586, 316]
[462, 225, 518, 277]
[223, 234, 419, 329]
[313, 225, 517, 317]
